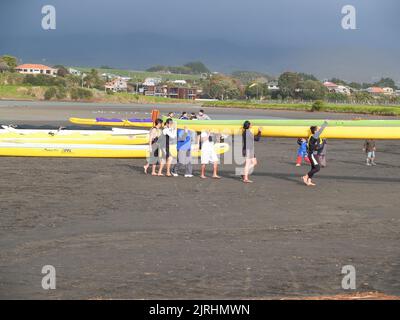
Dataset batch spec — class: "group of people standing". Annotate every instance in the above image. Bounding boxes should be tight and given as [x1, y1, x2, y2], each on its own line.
[144, 114, 378, 186]
[143, 110, 222, 179]
[143, 110, 260, 183]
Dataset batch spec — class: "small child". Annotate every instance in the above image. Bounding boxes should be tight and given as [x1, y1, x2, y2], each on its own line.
[296, 138, 311, 166]
[363, 139, 376, 166]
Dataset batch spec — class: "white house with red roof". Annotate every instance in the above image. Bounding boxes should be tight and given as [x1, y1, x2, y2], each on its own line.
[104, 77, 128, 92]
[323, 81, 338, 91]
[323, 81, 351, 95]
[15, 64, 58, 76]
[366, 87, 385, 95]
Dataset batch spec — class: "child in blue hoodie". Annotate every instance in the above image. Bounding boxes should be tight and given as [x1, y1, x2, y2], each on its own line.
[296, 138, 311, 166]
[171, 127, 194, 177]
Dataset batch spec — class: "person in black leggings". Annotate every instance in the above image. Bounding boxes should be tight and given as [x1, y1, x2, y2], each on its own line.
[302, 121, 328, 186]
[143, 118, 163, 175]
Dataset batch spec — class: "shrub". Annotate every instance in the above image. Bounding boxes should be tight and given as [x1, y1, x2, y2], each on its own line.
[44, 87, 57, 100]
[0, 71, 25, 85]
[56, 86, 67, 99]
[23, 74, 66, 87]
[311, 100, 325, 112]
[70, 87, 93, 100]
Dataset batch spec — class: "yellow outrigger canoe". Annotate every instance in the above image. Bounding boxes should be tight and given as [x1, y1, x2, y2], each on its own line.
[69, 117, 153, 128]
[0, 142, 230, 158]
[69, 117, 400, 139]
[169, 118, 400, 140]
[172, 124, 400, 140]
[0, 130, 150, 145]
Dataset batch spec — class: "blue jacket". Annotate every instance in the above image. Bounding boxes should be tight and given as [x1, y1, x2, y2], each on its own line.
[177, 129, 192, 151]
[297, 140, 308, 156]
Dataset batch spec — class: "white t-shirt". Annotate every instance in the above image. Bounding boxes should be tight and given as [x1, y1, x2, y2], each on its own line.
[200, 131, 218, 164]
[163, 127, 177, 138]
[200, 131, 213, 149]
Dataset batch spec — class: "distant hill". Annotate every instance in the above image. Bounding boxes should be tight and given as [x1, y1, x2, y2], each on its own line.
[146, 61, 210, 75]
[231, 71, 272, 84]
[72, 67, 202, 82]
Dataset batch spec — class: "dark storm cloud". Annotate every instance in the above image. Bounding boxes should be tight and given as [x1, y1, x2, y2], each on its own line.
[0, 0, 399, 81]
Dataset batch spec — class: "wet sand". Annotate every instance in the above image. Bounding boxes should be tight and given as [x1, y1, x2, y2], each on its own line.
[0, 101, 399, 299]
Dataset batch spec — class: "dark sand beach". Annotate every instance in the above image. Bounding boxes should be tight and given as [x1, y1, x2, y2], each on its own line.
[0, 101, 399, 299]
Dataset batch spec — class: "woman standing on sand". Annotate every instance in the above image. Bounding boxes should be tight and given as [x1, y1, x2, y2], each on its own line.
[144, 118, 163, 175]
[242, 121, 261, 183]
[302, 121, 328, 186]
[158, 118, 177, 176]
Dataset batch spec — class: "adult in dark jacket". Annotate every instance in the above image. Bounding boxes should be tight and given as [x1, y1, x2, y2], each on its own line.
[242, 120, 261, 183]
[302, 121, 328, 186]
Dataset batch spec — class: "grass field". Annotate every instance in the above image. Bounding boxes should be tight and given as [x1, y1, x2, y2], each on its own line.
[202, 100, 400, 116]
[0, 85, 27, 99]
[0, 85, 45, 100]
[71, 67, 202, 82]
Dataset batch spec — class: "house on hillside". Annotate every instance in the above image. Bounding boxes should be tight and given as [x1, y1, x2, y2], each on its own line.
[323, 81, 338, 92]
[69, 68, 82, 76]
[104, 77, 128, 92]
[366, 87, 385, 95]
[167, 87, 197, 100]
[336, 85, 351, 95]
[323, 81, 351, 95]
[16, 64, 58, 76]
[143, 84, 198, 100]
[144, 84, 166, 97]
[382, 87, 394, 96]
[172, 80, 187, 86]
[267, 81, 279, 91]
[143, 77, 162, 87]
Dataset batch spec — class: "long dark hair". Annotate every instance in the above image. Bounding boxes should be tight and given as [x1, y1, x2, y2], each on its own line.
[242, 121, 251, 155]
[154, 118, 163, 127]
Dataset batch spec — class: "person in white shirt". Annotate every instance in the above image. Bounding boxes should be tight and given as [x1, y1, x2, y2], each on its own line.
[200, 130, 220, 179]
[197, 109, 211, 120]
[158, 118, 177, 176]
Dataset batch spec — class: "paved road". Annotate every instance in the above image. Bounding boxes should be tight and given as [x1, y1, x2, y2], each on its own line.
[0, 100, 399, 299]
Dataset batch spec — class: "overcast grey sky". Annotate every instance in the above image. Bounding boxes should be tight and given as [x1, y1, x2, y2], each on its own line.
[1, 0, 399, 81]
